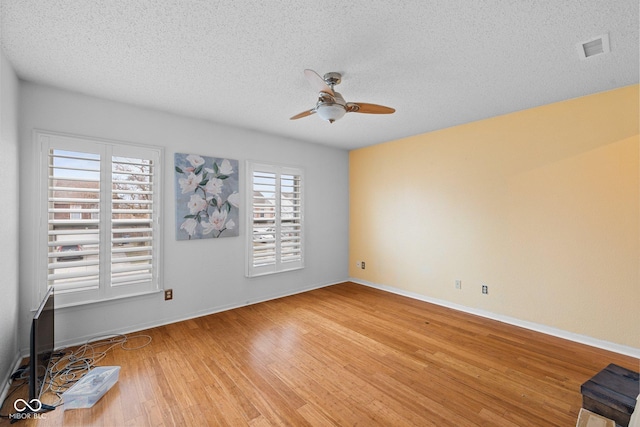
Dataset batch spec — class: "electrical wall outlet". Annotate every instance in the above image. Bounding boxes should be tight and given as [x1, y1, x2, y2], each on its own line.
[361, 261, 365, 270]
[164, 289, 173, 300]
[481, 284, 488, 295]
[455, 280, 462, 290]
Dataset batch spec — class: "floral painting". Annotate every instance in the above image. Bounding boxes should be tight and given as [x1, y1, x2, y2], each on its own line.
[174, 153, 239, 240]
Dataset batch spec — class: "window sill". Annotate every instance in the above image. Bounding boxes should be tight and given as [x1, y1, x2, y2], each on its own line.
[246, 265, 304, 278]
[36, 288, 164, 311]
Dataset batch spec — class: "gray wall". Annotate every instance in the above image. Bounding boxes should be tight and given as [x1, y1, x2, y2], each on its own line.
[18, 82, 349, 351]
[0, 49, 20, 388]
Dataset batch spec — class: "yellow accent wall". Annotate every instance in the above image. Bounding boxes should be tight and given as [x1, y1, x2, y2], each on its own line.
[349, 85, 639, 348]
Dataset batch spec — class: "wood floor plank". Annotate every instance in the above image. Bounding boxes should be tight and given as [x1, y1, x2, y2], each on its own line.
[2, 281, 638, 426]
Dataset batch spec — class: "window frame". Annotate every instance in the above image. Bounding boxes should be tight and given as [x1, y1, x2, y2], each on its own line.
[245, 161, 304, 277]
[36, 130, 164, 308]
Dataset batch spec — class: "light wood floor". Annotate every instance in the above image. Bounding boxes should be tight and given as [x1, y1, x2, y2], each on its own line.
[3, 282, 638, 426]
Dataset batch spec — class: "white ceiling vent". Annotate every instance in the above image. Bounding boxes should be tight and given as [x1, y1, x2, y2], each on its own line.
[578, 34, 610, 60]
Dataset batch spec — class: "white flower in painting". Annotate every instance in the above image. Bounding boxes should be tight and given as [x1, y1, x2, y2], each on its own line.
[205, 178, 223, 196]
[179, 172, 201, 194]
[219, 159, 234, 175]
[225, 219, 235, 230]
[202, 209, 228, 234]
[186, 154, 205, 168]
[227, 191, 240, 208]
[180, 218, 198, 236]
[201, 221, 214, 235]
[187, 194, 207, 214]
[211, 209, 228, 231]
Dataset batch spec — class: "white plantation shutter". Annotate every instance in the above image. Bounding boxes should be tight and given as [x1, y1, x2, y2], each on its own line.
[247, 162, 304, 277]
[280, 173, 303, 263]
[251, 171, 277, 268]
[47, 150, 101, 293]
[39, 131, 162, 307]
[110, 152, 155, 287]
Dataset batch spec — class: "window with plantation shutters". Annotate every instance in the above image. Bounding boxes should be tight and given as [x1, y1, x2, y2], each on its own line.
[38, 131, 163, 307]
[246, 162, 304, 277]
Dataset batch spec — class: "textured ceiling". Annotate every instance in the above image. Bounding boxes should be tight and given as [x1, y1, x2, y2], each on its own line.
[1, 1, 638, 150]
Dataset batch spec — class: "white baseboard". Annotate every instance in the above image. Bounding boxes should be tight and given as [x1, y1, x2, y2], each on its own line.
[350, 278, 640, 359]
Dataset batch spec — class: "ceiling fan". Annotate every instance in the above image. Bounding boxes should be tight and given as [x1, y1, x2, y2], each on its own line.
[290, 69, 395, 123]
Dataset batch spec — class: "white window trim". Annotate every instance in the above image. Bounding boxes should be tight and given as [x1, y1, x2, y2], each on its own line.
[36, 130, 164, 309]
[246, 161, 304, 277]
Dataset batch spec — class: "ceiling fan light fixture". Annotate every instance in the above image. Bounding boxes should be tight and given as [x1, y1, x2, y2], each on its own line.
[316, 103, 346, 123]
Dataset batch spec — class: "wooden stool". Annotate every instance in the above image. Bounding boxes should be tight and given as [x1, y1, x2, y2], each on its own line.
[581, 364, 639, 427]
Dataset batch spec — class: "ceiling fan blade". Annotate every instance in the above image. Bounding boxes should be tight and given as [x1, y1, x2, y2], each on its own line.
[290, 109, 316, 120]
[304, 69, 334, 95]
[347, 102, 395, 114]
